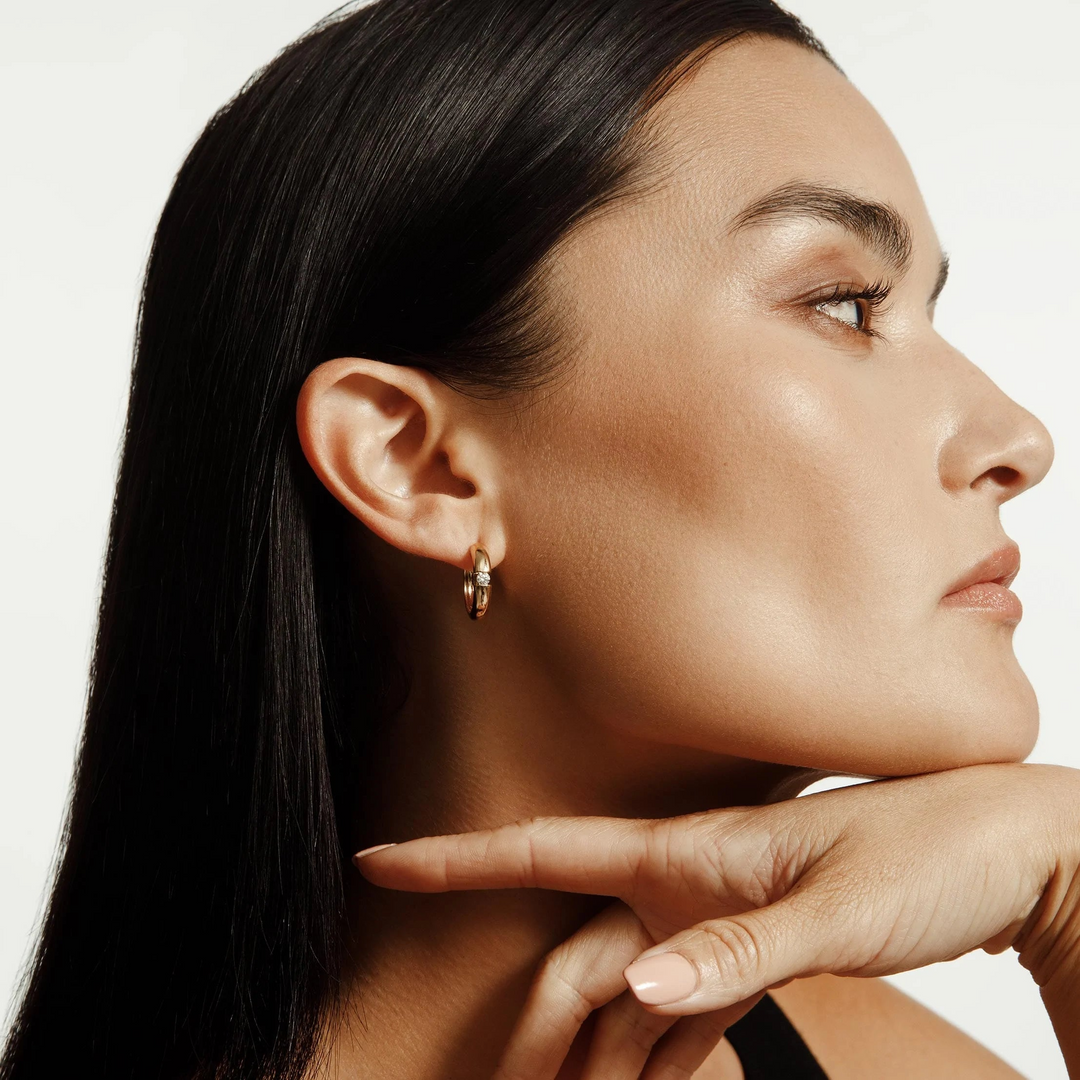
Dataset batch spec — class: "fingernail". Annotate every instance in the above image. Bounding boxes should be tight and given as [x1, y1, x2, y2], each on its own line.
[352, 843, 397, 866]
[623, 953, 698, 1005]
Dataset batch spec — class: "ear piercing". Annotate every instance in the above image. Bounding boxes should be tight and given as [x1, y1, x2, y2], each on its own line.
[463, 545, 491, 620]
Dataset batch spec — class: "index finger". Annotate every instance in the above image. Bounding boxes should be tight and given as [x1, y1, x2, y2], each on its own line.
[351, 814, 660, 897]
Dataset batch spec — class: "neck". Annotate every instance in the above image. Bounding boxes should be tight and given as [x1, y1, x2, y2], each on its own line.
[321, 558, 822, 1077]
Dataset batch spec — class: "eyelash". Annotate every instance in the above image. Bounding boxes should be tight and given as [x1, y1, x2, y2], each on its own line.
[809, 278, 893, 339]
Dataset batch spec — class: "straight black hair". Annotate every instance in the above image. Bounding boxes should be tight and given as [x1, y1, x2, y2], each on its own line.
[1, 2, 830, 1077]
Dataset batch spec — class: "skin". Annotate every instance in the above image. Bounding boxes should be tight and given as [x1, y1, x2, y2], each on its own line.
[295, 34, 1055, 1079]
[354, 761, 1080, 1079]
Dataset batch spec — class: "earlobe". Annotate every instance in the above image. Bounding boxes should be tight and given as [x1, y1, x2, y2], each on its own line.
[295, 356, 504, 570]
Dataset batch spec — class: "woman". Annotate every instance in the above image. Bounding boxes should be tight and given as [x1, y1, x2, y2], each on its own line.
[0, 0, 1073, 1078]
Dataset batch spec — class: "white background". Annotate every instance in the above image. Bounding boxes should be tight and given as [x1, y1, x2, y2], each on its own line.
[1, 1, 1077, 1075]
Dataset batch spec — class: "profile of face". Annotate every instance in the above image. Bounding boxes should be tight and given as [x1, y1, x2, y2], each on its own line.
[300, 35, 1054, 788]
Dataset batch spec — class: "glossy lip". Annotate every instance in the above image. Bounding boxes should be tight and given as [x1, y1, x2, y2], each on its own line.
[940, 542, 1022, 623]
[942, 542, 1021, 598]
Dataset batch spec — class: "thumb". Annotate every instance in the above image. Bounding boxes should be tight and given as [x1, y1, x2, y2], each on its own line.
[622, 895, 827, 1014]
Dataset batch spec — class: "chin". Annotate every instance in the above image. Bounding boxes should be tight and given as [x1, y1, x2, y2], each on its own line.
[956, 699, 1040, 768]
[879, 631, 1041, 773]
[916, 671, 1040, 773]
[963, 649, 1041, 763]
[802, 663, 1041, 779]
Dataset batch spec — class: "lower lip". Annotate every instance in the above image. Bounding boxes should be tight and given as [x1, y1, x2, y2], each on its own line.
[940, 582, 1022, 623]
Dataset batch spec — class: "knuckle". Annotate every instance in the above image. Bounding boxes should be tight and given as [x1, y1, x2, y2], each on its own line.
[495, 817, 550, 887]
[535, 939, 573, 979]
[649, 811, 734, 880]
[514, 813, 553, 831]
[641, 819, 680, 879]
[606, 997, 670, 1054]
[532, 950, 594, 1025]
[699, 915, 769, 986]
[649, 1064, 697, 1080]
[683, 806, 743, 854]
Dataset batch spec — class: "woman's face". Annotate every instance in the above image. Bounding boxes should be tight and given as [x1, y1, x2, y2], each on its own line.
[494, 35, 1054, 777]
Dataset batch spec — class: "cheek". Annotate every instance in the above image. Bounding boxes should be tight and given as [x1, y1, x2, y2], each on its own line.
[509, 332, 1037, 775]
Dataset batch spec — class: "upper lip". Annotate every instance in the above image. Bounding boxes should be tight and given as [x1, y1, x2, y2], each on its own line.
[943, 542, 1021, 597]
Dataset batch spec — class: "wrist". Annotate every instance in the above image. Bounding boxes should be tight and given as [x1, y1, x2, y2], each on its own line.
[1015, 862, 1080, 990]
[1013, 765, 1080, 990]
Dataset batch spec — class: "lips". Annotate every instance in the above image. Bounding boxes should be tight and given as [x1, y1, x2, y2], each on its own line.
[943, 543, 1021, 598]
[940, 543, 1023, 623]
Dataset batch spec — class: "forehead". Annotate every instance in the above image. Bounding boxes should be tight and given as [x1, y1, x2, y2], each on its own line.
[630, 34, 934, 245]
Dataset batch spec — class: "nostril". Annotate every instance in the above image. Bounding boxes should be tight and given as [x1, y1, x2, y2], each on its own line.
[976, 464, 1021, 490]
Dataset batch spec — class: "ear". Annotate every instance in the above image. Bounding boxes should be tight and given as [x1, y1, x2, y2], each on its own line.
[295, 356, 505, 571]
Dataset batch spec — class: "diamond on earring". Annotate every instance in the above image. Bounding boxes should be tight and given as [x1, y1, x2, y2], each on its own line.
[464, 545, 492, 619]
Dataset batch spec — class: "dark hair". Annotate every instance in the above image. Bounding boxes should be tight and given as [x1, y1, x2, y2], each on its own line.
[1, 2, 830, 1077]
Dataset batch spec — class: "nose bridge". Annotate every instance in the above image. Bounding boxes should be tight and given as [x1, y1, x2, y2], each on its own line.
[934, 344, 1054, 500]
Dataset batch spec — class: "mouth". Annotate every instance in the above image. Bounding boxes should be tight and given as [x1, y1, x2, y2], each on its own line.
[941, 542, 1022, 623]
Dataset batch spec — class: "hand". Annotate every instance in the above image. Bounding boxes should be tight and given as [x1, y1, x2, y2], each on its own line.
[353, 762, 1080, 1080]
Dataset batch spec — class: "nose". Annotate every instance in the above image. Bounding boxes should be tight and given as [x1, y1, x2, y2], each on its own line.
[936, 356, 1054, 504]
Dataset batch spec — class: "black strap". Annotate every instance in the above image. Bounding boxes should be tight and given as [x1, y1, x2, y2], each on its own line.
[724, 992, 829, 1078]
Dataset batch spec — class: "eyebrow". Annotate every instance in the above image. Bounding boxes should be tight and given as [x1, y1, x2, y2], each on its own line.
[729, 180, 950, 303]
[929, 250, 950, 306]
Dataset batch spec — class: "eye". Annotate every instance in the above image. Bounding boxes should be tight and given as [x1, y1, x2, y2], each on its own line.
[806, 279, 892, 340]
[816, 296, 865, 331]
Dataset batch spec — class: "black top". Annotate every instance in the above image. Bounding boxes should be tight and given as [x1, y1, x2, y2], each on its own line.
[724, 992, 829, 1078]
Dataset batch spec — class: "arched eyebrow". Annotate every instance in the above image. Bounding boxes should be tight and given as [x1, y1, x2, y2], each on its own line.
[728, 180, 941, 287]
[729, 181, 950, 307]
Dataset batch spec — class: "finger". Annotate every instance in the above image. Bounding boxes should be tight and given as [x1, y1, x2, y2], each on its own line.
[353, 815, 660, 897]
[638, 994, 766, 1080]
[622, 893, 829, 1015]
[493, 900, 656, 1080]
[578, 988, 678, 1080]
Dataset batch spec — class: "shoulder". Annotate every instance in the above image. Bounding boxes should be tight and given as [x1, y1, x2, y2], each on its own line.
[761, 973, 1026, 1079]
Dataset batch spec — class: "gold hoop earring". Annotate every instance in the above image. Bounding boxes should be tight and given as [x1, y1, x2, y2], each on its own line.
[463, 545, 491, 620]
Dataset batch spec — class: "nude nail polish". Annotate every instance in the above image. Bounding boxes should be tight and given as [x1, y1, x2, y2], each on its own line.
[623, 953, 698, 1005]
[352, 842, 397, 865]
